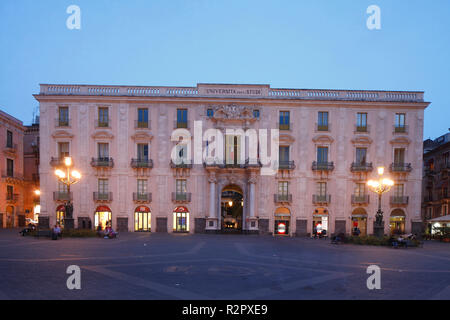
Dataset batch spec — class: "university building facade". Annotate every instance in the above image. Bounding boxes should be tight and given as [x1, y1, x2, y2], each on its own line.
[34, 83, 429, 236]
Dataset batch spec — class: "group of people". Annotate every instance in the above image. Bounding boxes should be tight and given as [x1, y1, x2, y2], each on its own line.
[313, 223, 327, 238]
[96, 223, 118, 239]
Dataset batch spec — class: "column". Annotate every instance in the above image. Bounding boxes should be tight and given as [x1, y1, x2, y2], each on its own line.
[206, 173, 218, 231]
[247, 174, 258, 232]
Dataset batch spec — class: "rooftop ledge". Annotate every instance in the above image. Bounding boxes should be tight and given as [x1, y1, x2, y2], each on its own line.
[36, 83, 426, 103]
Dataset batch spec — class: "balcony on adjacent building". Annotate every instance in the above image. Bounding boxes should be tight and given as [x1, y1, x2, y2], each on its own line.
[351, 194, 370, 205]
[1, 171, 23, 180]
[312, 161, 334, 171]
[55, 118, 70, 127]
[312, 194, 331, 204]
[390, 196, 409, 205]
[274, 194, 292, 203]
[172, 192, 191, 202]
[6, 193, 19, 203]
[91, 157, 114, 168]
[131, 158, 154, 169]
[170, 160, 193, 169]
[390, 163, 412, 172]
[133, 192, 152, 202]
[93, 192, 113, 202]
[53, 191, 72, 201]
[393, 125, 409, 134]
[135, 120, 151, 129]
[351, 162, 373, 172]
[278, 160, 296, 170]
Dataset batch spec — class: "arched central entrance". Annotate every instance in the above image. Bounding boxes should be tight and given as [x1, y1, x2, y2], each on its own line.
[221, 185, 243, 232]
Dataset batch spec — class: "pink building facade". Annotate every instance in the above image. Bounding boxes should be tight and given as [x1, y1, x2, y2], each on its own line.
[34, 83, 429, 236]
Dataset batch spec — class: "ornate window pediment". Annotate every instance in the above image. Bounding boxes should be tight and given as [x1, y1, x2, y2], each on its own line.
[52, 130, 74, 139]
[279, 134, 295, 145]
[131, 132, 153, 141]
[91, 130, 114, 140]
[211, 105, 258, 122]
[312, 134, 334, 144]
[351, 136, 373, 145]
[390, 137, 411, 145]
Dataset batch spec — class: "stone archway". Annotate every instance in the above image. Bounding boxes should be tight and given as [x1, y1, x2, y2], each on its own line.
[220, 184, 244, 232]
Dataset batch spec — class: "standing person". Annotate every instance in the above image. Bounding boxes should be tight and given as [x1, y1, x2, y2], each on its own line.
[52, 225, 62, 240]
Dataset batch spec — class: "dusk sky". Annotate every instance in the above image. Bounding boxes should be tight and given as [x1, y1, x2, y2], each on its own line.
[0, 0, 448, 139]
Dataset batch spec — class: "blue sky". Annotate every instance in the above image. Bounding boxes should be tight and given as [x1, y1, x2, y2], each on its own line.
[0, 0, 448, 139]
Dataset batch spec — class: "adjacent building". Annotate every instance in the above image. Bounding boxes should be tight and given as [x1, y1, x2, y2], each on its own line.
[34, 83, 429, 236]
[422, 131, 450, 234]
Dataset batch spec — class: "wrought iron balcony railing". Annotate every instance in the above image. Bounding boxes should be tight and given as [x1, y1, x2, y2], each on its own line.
[278, 160, 296, 170]
[135, 120, 151, 129]
[53, 191, 72, 201]
[55, 118, 70, 127]
[390, 163, 412, 172]
[390, 196, 409, 205]
[131, 158, 154, 168]
[312, 194, 331, 204]
[274, 194, 292, 203]
[278, 123, 290, 131]
[91, 157, 114, 168]
[393, 125, 409, 134]
[172, 192, 191, 202]
[170, 160, 193, 169]
[93, 192, 113, 201]
[174, 120, 189, 129]
[351, 194, 370, 204]
[312, 161, 334, 171]
[95, 119, 111, 128]
[133, 192, 152, 202]
[355, 124, 370, 133]
[351, 162, 373, 172]
[316, 123, 330, 132]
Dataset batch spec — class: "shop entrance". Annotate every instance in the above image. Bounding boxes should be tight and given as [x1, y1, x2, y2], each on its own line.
[56, 205, 65, 228]
[221, 185, 243, 232]
[313, 208, 329, 238]
[351, 208, 367, 236]
[274, 207, 290, 235]
[135, 206, 151, 232]
[95, 206, 112, 231]
[390, 209, 406, 235]
[173, 206, 189, 232]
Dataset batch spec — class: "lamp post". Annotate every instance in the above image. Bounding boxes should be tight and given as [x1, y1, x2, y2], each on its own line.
[54, 157, 81, 230]
[367, 167, 394, 238]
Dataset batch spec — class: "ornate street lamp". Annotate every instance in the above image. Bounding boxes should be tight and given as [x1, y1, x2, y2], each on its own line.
[54, 157, 81, 229]
[367, 167, 394, 238]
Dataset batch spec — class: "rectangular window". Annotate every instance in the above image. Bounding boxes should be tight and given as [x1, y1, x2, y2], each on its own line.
[356, 113, 367, 131]
[317, 147, 328, 163]
[356, 148, 367, 164]
[318, 112, 329, 130]
[207, 109, 214, 118]
[395, 113, 406, 127]
[137, 144, 149, 160]
[176, 179, 187, 193]
[354, 183, 366, 196]
[98, 143, 109, 159]
[98, 179, 109, 194]
[137, 108, 149, 127]
[6, 159, 14, 177]
[279, 146, 290, 163]
[59, 107, 69, 126]
[225, 135, 242, 165]
[137, 179, 147, 194]
[6, 130, 13, 148]
[253, 110, 260, 119]
[394, 184, 404, 197]
[58, 181, 68, 193]
[394, 148, 405, 164]
[177, 109, 188, 128]
[58, 142, 70, 158]
[7, 185, 13, 199]
[98, 107, 109, 127]
[278, 181, 289, 195]
[317, 182, 327, 196]
[279, 111, 290, 130]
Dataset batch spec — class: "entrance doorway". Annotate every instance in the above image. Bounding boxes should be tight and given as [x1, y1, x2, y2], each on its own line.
[173, 206, 189, 232]
[56, 205, 65, 228]
[274, 207, 290, 235]
[95, 206, 112, 231]
[221, 185, 243, 232]
[390, 209, 406, 235]
[313, 207, 329, 238]
[135, 206, 151, 232]
[6, 206, 14, 228]
[351, 208, 367, 236]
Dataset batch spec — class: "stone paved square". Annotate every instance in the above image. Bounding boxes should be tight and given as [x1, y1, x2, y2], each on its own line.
[0, 229, 449, 300]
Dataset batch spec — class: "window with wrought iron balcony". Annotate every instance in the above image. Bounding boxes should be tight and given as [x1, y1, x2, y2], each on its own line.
[390, 195, 409, 205]
[312, 194, 331, 204]
[351, 194, 370, 204]
[172, 192, 192, 202]
[274, 193, 292, 203]
[91, 157, 114, 168]
[53, 191, 72, 201]
[93, 192, 113, 202]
